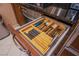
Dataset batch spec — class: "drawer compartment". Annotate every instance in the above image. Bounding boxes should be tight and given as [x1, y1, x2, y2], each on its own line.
[19, 16, 69, 55]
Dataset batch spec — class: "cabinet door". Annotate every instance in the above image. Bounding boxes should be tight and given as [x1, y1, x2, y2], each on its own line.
[58, 24, 79, 56]
[69, 35, 79, 52]
[65, 26, 79, 55]
[60, 49, 75, 56]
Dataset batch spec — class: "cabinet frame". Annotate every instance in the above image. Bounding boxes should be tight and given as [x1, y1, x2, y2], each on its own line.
[57, 23, 79, 56]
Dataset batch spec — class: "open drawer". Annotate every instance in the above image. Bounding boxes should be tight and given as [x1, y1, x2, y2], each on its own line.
[18, 16, 70, 55]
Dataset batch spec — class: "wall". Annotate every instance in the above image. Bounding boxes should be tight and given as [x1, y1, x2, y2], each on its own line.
[0, 3, 19, 28]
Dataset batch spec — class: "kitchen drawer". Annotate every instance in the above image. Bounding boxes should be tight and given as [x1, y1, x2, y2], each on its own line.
[18, 16, 70, 55]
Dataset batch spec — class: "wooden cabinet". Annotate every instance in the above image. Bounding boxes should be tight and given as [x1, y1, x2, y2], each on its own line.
[57, 23, 79, 56]
[10, 3, 79, 56]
